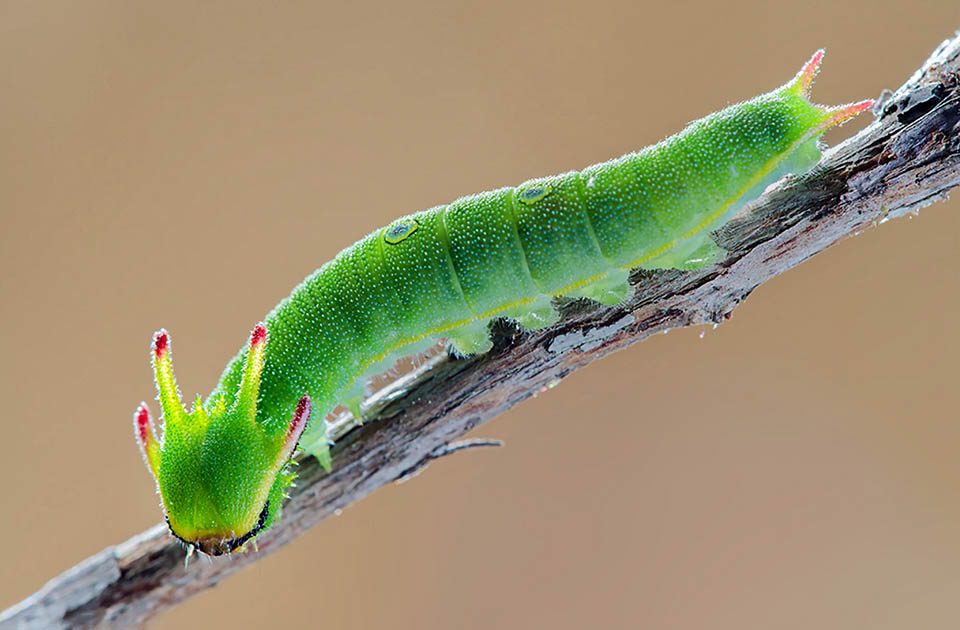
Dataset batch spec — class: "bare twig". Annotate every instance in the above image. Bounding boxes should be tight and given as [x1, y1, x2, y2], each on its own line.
[3, 33, 959, 630]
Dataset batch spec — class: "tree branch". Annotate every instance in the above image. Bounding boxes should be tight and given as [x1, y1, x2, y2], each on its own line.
[4, 33, 959, 630]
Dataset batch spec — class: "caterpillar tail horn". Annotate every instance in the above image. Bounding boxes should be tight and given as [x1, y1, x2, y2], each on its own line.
[786, 49, 874, 134]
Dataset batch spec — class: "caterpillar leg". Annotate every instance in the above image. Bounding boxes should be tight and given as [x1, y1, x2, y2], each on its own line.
[340, 381, 366, 424]
[562, 268, 631, 306]
[676, 239, 726, 270]
[360, 337, 438, 380]
[640, 236, 726, 271]
[446, 319, 494, 356]
[299, 421, 333, 472]
[503, 294, 559, 330]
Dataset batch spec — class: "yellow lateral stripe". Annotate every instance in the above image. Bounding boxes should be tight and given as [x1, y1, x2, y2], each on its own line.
[371, 269, 616, 361]
[619, 142, 802, 270]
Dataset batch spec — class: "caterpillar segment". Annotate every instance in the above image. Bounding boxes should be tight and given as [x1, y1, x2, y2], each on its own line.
[134, 50, 872, 554]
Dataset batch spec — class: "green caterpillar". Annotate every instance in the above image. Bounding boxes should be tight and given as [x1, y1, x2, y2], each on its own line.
[134, 50, 871, 555]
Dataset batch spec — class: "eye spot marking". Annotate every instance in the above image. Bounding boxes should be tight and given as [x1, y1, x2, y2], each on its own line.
[385, 219, 418, 244]
[518, 183, 551, 205]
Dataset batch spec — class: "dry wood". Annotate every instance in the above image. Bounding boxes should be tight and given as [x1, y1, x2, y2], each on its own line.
[3, 33, 959, 630]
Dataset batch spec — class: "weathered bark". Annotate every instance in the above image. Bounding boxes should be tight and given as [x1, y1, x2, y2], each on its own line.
[3, 33, 959, 630]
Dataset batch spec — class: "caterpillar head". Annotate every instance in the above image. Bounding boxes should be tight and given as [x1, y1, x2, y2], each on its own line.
[134, 324, 309, 556]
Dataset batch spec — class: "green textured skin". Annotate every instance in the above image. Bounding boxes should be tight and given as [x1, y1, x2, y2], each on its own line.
[134, 52, 870, 554]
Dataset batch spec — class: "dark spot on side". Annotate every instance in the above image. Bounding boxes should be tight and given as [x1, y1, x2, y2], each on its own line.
[518, 184, 550, 204]
[385, 219, 418, 244]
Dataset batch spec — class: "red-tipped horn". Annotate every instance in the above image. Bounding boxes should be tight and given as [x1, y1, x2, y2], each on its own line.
[133, 402, 162, 476]
[278, 395, 311, 464]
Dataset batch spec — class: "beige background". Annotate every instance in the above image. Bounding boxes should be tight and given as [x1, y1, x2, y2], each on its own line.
[2, 2, 959, 628]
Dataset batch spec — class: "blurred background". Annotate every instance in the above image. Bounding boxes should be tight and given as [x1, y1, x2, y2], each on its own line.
[2, 2, 959, 628]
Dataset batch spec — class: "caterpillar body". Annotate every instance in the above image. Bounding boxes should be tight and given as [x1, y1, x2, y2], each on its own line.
[134, 51, 872, 555]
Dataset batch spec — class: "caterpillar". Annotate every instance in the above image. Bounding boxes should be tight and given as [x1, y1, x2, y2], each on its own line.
[133, 50, 872, 556]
